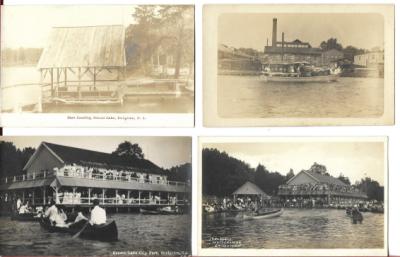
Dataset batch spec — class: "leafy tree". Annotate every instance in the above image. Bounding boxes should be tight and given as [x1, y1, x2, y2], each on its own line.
[355, 177, 384, 202]
[343, 45, 366, 61]
[125, 5, 194, 77]
[308, 162, 327, 174]
[337, 172, 351, 185]
[167, 162, 191, 182]
[0, 141, 36, 178]
[112, 141, 144, 159]
[285, 168, 295, 182]
[320, 38, 343, 51]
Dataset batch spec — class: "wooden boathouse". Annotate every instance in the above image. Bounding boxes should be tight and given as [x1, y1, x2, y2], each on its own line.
[37, 25, 127, 105]
[0, 142, 190, 212]
[278, 169, 367, 207]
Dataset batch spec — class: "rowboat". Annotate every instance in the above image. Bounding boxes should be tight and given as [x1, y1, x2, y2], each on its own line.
[11, 212, 40, 222]
[159, 206, 181, 215]
[39, 218, 118, 242]
[243, 208, 284, 220]
[139, 208, 160, 215]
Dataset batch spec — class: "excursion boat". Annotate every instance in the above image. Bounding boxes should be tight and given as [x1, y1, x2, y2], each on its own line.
[260, 62, 340, 83]
[243, 208, 284, 220]
[39, 218, 118, 242]
[11, 212, 40, 222]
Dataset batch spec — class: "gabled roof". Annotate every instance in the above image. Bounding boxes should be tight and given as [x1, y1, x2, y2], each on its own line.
[24, 142, 162, 174]
[287, 170, 347, 187]
[37, 25, 126, 69]
[232, 181, 269, 197]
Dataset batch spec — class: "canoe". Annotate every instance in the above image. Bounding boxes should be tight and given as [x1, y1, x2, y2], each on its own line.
[11, 212, 40, 222]
[261, 74, 339, 83]
[140, 208, 160, 215]
[243, 208, 284, 220]
[39, 218, 118, 242]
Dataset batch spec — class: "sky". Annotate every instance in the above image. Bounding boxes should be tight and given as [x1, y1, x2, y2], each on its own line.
[203, 141, 385, 185]
[2, 137, 192, 169]
[1, 5, 135, 48]
[219, 13, 384, 51]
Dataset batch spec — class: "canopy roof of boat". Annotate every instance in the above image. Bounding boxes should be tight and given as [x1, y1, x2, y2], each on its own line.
[263, 62, 311, 66]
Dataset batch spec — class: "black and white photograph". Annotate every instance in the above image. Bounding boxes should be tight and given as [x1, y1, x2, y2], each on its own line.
[0, 5, 194, 126]
[199, 137, 387, 256]
[203, 5, 394, 126]
[0, 137, 192, 256]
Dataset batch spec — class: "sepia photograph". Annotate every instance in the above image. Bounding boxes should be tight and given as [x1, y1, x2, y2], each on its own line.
[0, 5, 194, 118]
[203, 5, 394, 126]
[0, 137, 192, 256]
[198, 137, 387, 256]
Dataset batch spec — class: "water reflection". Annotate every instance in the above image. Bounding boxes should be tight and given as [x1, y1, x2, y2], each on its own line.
[203, 209, 384, 249]
[217, 75, 384, 118]
[0, 213, 191, 256]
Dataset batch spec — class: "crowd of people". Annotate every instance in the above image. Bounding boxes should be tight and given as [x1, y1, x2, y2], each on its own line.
[278, 183, 363, 195]
[54, 164, 168, 185]
[203, 196, 271, 213]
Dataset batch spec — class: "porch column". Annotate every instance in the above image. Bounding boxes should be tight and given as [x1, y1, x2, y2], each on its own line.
[158, 192, 161, 204]
[88, 188, 91, 205]
[102, 189, 106, 204]
[32, 190, 35, 205]
[149, 192, 152, 203]
[42, 187, 46, 205]
[115, 189, 118, 204]
[22, 190, 25, 203]
[138, 191, 141, 205]
[127, 191, 131, 204]
[72, 187, 77, 204]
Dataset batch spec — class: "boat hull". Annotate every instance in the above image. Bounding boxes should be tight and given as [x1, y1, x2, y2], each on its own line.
[39, 218, 118, 242]
[243, 208, 284, 220]
[261, 74, 339, 83]
[11, 212, 40, 222]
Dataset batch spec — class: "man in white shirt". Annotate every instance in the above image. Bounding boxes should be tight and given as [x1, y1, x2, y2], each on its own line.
[44, 200, 59, 224]
[16, 198, 22, 211]
[90, 199, 106, 225]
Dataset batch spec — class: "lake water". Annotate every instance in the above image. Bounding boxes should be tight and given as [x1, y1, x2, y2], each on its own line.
[217, 75, 384, 118]
[0, 213, 191, 256]
[203, 209, 384, 249]
[1, 66, 193, 113]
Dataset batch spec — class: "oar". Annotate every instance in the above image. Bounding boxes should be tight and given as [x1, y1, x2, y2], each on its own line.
[72, 221, 90, 239]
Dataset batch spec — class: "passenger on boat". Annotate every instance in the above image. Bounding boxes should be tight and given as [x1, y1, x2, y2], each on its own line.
[90, 199, 106, 225]
[18, 201, 31, 214]
[16, 197, 22, 211]
[44, 200, 59, 223]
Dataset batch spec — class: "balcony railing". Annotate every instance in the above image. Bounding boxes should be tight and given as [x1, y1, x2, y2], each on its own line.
[0, 170, 188, 188]
[278, 189, 367, 198]
[18, 196, 187, 206]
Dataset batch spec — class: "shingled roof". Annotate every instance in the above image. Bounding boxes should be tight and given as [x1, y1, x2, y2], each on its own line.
[232, 181, 270, 198]
[43, 142, 160, 171]
[288, 170, 348, 186]
[37, 25, 126, 69]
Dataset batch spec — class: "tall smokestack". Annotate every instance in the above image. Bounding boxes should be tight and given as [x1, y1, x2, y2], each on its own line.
[272, 18, 277, 47]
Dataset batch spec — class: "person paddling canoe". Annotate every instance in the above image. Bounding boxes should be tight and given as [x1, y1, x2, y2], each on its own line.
[90, 199, 106, 225]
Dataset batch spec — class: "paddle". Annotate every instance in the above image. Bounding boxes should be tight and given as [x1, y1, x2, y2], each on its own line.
[72, 221, 90, 239]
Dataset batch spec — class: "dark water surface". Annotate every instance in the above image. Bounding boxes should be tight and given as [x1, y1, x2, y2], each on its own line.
[218, 76, 384, 118]
[0, 213, 191, 256]
[203, 209, 384, 249]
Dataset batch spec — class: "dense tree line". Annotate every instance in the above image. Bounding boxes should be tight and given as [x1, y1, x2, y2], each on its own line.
[202, 148, 288, 197]
[2, 48, 43, 66]
[0, 141, 36, 178]
[202, 148, 384, 202]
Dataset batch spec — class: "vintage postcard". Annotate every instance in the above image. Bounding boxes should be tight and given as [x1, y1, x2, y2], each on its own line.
[0, 136, 192, 256]
[203, 5, 394, 126]
[0, 5, 194, 127]
[198, 137, 387, 256]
